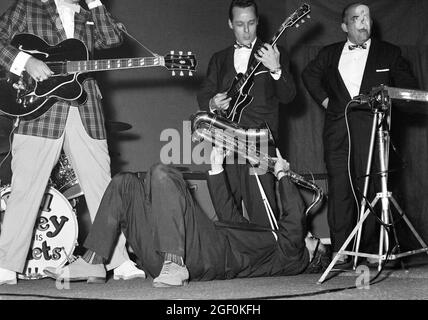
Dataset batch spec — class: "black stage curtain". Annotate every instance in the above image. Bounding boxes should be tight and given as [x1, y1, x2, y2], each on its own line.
[280, 0, 428, 248]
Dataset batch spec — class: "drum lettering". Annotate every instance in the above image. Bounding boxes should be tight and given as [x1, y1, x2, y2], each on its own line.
[28, 242, 63, 261]
[46, 215, 69, 238]
[41, 241, 52, 260]
[32, 248, 43, 260]
[34, 233, 43, 241]
[37, 216, 49, 231]
[40, 193, 53, 212]
[51, 247, 62, 260]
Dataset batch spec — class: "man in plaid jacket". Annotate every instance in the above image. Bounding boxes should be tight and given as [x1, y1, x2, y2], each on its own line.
[0, 0, 145, 285]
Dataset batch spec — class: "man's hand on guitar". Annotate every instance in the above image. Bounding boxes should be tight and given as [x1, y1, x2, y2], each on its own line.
[255, 43, 281, 73]
[24, 57, 54, 82]
[209, 92, 231, 112]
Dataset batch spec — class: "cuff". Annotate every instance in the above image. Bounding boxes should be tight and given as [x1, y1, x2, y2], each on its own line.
[270, 69, 282, 80]
[208, 168, 224, 175]
[87, 0, 103, 9]
[10, 51, 32, 76]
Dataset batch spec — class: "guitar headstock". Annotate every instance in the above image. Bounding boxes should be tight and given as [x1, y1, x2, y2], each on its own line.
[284, 3, 311, 29]
[162, 51, 197, 76]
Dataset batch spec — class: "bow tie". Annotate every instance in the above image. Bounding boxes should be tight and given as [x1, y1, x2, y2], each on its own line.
[234, 42, 252, 50]
[348, 43, 367, 50]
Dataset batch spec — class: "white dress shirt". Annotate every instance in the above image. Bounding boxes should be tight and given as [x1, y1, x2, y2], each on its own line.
[338, 38, 371, 98]
[10, 0, 103, 76]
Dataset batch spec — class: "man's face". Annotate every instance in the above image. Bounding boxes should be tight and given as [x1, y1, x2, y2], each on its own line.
[228, 6, 258, 46]
[341, 4, 372, 44]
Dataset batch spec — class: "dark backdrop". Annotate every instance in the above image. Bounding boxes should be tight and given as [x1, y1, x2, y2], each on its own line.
[0, 0, 427, 247]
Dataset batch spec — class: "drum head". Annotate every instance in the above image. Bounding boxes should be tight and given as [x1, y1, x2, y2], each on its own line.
[0, 186, 79, 280]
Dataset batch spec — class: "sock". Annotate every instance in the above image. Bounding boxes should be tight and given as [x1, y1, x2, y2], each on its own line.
[82, 250, 105, 265]
[164, 253, 184, 266]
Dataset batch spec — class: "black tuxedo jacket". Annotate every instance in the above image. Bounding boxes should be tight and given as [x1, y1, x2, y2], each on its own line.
[197, 39, 296, 139]
[302, 39, 418, 119]
[204, 171, 309, 278]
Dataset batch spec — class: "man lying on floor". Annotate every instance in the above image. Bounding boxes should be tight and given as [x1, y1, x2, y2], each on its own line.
[44, 148, 329, 287]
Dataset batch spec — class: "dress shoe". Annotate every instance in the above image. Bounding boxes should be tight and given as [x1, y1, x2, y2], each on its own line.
[153, 261, 189, 287]
[0, 267, 17, 285]
[304, 237, 331, 273]
[113, 260, 146, 280]
[44, 257, 106, 283]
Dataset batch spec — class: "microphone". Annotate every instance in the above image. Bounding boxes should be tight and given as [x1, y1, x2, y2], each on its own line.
[352, 93, 374, 104]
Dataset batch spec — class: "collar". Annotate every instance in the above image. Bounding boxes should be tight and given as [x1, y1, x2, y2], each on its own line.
[54, 0, 81, 13]
[345, 38, 371, 51]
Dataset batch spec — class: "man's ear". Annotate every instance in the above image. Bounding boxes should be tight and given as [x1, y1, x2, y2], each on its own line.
[341, 22, 348, 33]
[228, 19, 233, 30]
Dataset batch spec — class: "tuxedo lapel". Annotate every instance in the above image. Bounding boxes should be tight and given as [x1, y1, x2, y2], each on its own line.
[359, 39, 378, 94]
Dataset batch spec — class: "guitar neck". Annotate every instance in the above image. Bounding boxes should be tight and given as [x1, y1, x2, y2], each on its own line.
[66, 56, 165, 73]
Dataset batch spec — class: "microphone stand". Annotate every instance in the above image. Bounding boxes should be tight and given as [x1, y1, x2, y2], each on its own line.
[318, 86, 428, 284]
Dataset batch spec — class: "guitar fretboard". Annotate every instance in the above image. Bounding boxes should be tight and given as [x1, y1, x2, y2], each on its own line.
[66, 57, 164, 73]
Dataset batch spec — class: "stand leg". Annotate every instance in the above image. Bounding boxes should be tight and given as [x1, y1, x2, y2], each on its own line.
[354, 113, 379, 269]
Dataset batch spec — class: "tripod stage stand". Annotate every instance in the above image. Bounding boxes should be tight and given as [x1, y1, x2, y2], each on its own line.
[318, 86, 428, 284]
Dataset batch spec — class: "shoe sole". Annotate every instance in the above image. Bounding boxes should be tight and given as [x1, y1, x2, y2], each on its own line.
[152, 280, 188, 288]
[113, 274, 146, 281]
[44, 270, 106, 284]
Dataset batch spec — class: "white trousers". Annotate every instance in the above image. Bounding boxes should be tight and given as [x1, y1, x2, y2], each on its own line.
[0, 107, 128, 272]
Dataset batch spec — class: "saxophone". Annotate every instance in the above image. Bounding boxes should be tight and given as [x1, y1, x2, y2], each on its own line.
[190, 111, 324, 215]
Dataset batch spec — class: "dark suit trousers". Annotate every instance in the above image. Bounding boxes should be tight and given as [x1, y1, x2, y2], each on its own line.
[224, 162, 279, 227]
[84, 164, 308, 280]
[325, 111, 380, 253]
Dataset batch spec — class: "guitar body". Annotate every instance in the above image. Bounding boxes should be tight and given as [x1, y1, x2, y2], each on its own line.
[223, 73, 254, 122]
[0, 34, 89, 120]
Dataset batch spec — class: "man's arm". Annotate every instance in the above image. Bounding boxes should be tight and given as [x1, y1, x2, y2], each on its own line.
[271, 45, 296, 104]
[86, 0, 124, 49]
[206, 147, 248, 223]
[0, 0, 27, 73]
[302, 47, 330, 109]
[197, 54, 224, 112]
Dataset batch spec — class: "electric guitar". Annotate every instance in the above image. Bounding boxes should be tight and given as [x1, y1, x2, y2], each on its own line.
[219, 3, 311, 122]
[0, 33, 197, 120]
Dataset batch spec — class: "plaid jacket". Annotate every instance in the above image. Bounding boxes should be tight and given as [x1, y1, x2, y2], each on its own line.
[0, 0, 124, 139]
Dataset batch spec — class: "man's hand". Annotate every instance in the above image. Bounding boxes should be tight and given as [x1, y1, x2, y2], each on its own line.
[63, 0, 80, 4]
[209, 92, 231, 111]
[273, 148, 290, 180]
[255, 43, 281, 72]
[210, 147, 226, 173]
[24, 57, 53, 82]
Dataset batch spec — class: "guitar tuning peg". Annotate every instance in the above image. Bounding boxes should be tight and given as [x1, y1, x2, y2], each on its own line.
[301, 19, 305, 23]
[172, 71, 176, 76]
[307, 15, 311, 19]
[179, 71, 184, 76]
[295, 23, 300, 28]
[187, 51, 192, 55]
[179, 51, 183, 56]
[189, 71, 193, 76]
[170, 50, 175, 55]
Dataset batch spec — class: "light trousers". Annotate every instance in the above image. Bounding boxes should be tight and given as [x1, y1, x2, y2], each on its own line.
[0, 107, 128, 272]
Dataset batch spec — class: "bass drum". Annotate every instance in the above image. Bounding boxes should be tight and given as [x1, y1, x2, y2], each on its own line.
[0, 185, 78, 280]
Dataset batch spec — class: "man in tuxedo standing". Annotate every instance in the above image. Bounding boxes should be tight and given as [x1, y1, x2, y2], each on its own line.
[197, 0, 296, 227]
[302, 2, 418, 265]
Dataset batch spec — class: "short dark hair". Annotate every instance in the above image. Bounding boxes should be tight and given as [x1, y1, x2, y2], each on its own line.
[228, 0, 258, 21]
[341, 2, 368, 23]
